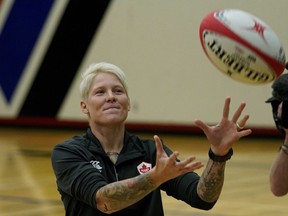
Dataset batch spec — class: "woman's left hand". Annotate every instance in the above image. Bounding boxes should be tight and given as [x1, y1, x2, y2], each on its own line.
[194, 96, 252, 156]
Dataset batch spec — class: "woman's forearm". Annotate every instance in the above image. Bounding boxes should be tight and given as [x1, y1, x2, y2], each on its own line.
[197, 159, 226, 202]
[96, 172, 157, 214]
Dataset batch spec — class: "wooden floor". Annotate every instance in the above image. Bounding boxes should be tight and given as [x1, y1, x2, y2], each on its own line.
[0, 127, 287, 216]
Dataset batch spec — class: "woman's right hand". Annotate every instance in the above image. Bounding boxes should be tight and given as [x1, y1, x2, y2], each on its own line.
[149, 135, 204, 186]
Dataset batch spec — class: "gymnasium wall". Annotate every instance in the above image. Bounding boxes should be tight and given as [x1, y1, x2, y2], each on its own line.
[0, 0, 287, 135]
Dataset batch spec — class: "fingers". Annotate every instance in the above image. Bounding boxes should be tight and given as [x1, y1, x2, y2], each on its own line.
[223, 97, 249, 130]
[154, 135, 173, 160]
[167, 154, 203, 174]
[154, 135, 203, 174]
[154, 135, 164, 155]
[237, 114, 249, 129]
[232, 101, 249, 131]
[194, 119, 209, 133]
[232, 102, 247, 123]
[238, 128, 252, 137]
[154, 134, 181, 161]
[223, 97, 248, 123]
[178, 156, 204, 171]
[222, 96, 231, 119]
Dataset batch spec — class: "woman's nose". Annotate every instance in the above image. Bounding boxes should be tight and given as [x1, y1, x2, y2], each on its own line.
[106, 90, 116, 101]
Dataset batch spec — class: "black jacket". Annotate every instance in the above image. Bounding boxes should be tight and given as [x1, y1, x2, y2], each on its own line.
[51, 128, 216, 216]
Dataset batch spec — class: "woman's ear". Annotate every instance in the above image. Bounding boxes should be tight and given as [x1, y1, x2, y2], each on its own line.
[80, 101, 89, 114]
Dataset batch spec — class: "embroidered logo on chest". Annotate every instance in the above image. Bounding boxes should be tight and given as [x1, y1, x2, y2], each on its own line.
[90, 160, 103, 173]
[137, 162, 152, 174]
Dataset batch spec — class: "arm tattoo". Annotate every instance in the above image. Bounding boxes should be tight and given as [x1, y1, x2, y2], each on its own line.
[104, 204, 108, 212]
[97, 173, 157, 213]
[197, 159, 226, 202]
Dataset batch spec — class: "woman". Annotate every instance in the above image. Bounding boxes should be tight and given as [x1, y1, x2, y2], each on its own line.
[51, 62, 251, 215]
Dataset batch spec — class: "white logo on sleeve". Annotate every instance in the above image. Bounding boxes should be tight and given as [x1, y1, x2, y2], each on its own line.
[137, 162, 152, 174]
[90, 160, 103, 173]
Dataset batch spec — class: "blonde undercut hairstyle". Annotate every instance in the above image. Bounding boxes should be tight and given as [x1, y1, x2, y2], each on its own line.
[80, 62, 129, 101]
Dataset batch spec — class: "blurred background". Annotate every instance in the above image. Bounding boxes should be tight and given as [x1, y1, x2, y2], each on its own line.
[0, 0, 287, 215]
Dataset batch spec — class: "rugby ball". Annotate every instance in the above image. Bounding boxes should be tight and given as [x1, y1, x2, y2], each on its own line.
[199, 9, 286, 84]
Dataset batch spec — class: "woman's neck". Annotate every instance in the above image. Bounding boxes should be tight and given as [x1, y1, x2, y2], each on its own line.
[90, 124, 125, 153]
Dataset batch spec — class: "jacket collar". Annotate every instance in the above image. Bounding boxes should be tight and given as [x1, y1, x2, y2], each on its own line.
[84, 128, 133, 152]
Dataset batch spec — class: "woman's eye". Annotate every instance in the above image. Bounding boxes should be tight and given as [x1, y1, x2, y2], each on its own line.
[95, 90, 104, 95]
[115, 89, 124, 94]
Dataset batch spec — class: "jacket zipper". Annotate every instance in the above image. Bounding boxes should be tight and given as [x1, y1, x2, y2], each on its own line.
[113, 165, 119, 181]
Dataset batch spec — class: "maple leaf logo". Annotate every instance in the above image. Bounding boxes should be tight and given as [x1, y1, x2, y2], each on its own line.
[137, 162, 152, 174]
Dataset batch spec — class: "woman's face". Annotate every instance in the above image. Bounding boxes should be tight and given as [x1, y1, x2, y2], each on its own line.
[81, 72, 130, 126]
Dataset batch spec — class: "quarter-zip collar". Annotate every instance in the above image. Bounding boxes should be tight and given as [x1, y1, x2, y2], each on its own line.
[84, 128, 146, 165]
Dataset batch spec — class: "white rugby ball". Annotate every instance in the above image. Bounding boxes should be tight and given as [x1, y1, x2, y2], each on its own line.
[199, 9, 286, 84]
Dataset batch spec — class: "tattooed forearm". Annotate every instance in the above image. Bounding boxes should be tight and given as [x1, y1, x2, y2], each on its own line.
[96, 173, 157, 213]
[197, 159, 226, 202]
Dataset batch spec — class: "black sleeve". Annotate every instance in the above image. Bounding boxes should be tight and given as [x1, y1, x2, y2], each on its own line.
[160, 144, 216, 210]
[162, 172, 216, 210]
[51, 143, 107, 208]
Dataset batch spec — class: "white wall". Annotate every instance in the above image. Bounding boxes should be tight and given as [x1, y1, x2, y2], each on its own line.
[58, 0, 288, 127]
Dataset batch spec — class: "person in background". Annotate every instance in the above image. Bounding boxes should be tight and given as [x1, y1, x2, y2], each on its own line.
[266, 73, 288, 196]
[51, 62, 252, 216]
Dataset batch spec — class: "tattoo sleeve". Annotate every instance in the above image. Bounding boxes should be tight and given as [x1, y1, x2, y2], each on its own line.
[96, 172, 157, 214]
[197, 159, 226, 202]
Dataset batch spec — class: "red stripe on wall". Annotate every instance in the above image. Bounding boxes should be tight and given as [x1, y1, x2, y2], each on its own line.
[0, 117, 282, 138]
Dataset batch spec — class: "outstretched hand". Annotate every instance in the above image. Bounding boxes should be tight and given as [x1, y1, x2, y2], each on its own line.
[194, 97, 252, 156]
[150, 135, 204, 186]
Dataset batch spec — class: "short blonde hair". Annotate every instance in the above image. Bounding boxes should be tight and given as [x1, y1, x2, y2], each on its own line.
[80, 62, 128, 101]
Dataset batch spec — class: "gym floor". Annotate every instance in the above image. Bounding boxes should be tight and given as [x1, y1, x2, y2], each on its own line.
[0, 127, 287, 216]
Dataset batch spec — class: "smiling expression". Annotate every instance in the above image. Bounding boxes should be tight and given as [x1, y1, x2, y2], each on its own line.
[80, 72, 130, 126]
